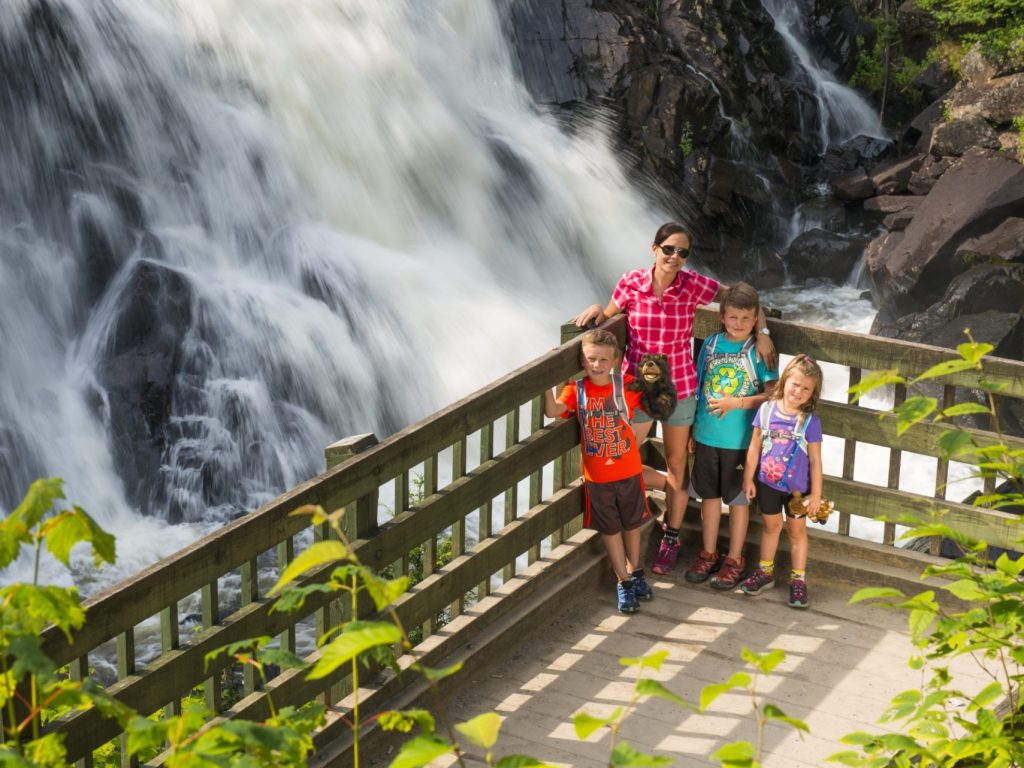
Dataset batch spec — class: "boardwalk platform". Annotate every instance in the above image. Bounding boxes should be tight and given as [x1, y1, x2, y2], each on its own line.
[363, 505, 989, 768]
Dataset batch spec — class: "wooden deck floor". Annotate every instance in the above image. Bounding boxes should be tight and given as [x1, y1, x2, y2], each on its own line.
[368, 524, 992, 768]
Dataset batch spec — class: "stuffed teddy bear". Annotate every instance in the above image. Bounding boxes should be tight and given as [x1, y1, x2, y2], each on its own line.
[627, 354, 677, 421]
[787, 491, 834, 524]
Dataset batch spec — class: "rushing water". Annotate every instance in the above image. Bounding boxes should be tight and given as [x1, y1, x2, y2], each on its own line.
[2, 0, 934, 598]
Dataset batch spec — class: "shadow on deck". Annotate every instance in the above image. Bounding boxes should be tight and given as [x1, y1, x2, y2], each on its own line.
[363, 503, 985, 768]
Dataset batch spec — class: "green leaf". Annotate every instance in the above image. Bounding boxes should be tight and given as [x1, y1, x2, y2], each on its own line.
[363, 571, 410, 611]
[22, 733, 70, 767]
[44, 507, 116, 568]
[455, 712, 502, 750]
[620, 649, 669, 670]
[894, 397, 937, 434]
[848, 586, 905, 605]
[944, 578, 987, 601]
[763, 703, 809, 732]
[496, 757, 554, 768]
[270, 582, 336, 614]
[415, 661, 463, 682]
[938, 402, 991, 418]
[957, 341, 993, 364]
[849, 370, 904, 402]
[635, 679, 694, 710]
[911, 358, 979, 383]
[379, 709, 436, 735]
[573, 709, 620, 739]
[937, 429, 977, 458]
[700, 672, 751, 711]
[969, 681, 1004, 710]
[270, 540, 350, 595]
[741, 647, 785, 674]
[710, 740, 756, 767]
[12, 478, 66, 531]
[205, 637, 273, 669]
[8, 635, 57, 682]
[307, 621, 402, 680]
[259, 648, 307, 671]
[610, 741, 674, 766]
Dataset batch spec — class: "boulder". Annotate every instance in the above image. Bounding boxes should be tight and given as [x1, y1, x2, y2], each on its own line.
[959, 46, 999, 86]
[910, 59, 956, 104]
[863, 195, 924, 215]
[870, 154, 925, 195]
[905, 98, 944, 154]
[954, 218, 1024, 268]
[831, 167, 875, 203]
[868, 148, 1024, 311]
[97, 258, 192, 512]
[786, 227, 869, 284]
[907, 154, 952, 195]
[930, 115, 1001, 157]
[976, 74, 1024, 126]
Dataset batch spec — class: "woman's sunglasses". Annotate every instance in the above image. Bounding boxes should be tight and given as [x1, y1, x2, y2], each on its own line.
[659, 244, 690, 258]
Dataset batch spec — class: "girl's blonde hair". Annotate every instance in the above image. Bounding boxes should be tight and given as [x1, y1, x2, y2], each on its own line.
[771, 354, 823, 414]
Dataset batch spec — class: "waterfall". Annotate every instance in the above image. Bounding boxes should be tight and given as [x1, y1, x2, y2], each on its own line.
[0, 0, 667, 587]
[761, 0, 887, 152]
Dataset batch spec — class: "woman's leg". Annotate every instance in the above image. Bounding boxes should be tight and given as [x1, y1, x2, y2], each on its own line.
[661, 423, 691, 529]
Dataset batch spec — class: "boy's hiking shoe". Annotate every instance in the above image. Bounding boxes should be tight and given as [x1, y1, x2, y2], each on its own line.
[617, 580, 639, 613]
[740, 567, 775, 595]
[651, 538, 680, 574]
[788, 579, 809, 609]
[684, 550, 721, 583]
[632, 572, 654, 601]
[710, 556, 745, 590]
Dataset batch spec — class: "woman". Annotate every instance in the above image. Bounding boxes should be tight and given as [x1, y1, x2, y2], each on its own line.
[574, 222, 775, 574]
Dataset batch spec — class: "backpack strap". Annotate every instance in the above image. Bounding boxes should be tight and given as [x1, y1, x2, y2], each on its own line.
[576, 373, 631, 432]
[694, 334, 717, 402]
[739, 336, 759, 393]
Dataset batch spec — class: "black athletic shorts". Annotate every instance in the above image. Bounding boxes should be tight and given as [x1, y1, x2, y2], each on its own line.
[691, 442, 748, 507]
[585, 475, 649, 535]
[755, 480, 796, 516]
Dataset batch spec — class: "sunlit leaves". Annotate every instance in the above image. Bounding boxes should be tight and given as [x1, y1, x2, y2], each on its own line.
[455, 712, 502, 750]
[307, 621, 401, 680]
[700, 672, 751, 711]
[894, 396, 937, 434]
[388, 735, 453, 768]
[710, 740, 756, 767]
[635, 679, 693, 709]
[43, 507, 115, 568]
[620, 650, 669, 670]
[610, 741, 673, 766]
[849, 370, 904, 402]
[572, 709, 621, 739]
[270, 540, 350, 595]
[362, 570, 410, 611]
[379, 709, 436, 735]
[763, 704, 808, 732]
[741, 647, 784, 675]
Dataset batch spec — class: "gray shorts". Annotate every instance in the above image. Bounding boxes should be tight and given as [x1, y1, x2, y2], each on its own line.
[632, 395, 697, 427]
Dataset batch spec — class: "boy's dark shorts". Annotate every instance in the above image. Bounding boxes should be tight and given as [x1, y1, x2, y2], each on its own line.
[585, 475, 649, 535]
[691, 442, 748, 507]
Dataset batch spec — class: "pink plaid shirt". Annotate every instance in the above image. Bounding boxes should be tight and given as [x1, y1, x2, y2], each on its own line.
[611, 267, 720, 399]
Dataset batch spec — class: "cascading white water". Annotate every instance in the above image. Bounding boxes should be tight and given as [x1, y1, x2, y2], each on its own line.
[761, 0, 887, 151]
[0, 0, 668, 588]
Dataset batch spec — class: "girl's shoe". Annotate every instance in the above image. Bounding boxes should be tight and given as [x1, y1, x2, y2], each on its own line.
[651, 539, 680, 574]
[788, 579, 809, 609]
[740, 567, 775, 595]
[710, 556, 745, 589]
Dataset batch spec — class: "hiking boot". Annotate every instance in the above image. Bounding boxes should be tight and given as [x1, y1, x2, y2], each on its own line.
[617, 580, 639, 613]
[710, 556, 745, 590]
[684, 550, 721, 583]
[651, 538, 680, 575]
[632, 572, 654, 601]
[740, 567, 775, 595]
[788, 579, 809, 609]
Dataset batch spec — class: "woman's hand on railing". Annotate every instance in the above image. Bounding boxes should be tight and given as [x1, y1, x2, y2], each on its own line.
[574, 304, 603, 328]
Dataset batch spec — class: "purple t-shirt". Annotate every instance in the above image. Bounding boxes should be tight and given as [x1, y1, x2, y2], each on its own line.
[752, 402, 822, 493]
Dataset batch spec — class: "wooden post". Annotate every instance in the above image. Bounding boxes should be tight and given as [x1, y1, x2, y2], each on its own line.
[884, 383, 906, 545]
[478, 423, 494, 597]
[117, 628, 138, 768]
[840, 367, 861, 537]
[503, 408, 520, 582]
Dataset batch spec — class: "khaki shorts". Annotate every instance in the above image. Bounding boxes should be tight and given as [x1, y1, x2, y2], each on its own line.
[632, 395, 697, 427]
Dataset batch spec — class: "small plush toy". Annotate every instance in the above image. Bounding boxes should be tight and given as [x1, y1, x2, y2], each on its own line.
[787, 491, 834, 524]
[627, 354, 677, 421]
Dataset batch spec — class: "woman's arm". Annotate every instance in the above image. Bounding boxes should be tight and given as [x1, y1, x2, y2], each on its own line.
[714, 284, 777, 368]
[574, 299, 621, 328]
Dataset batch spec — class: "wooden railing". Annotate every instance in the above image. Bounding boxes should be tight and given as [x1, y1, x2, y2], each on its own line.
[39, 311, 1024, 765]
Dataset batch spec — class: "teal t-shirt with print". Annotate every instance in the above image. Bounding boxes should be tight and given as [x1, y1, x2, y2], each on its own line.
[693, 332, 779, 449]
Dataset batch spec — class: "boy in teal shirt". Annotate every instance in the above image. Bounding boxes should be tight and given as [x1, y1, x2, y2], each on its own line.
[685, 283, 778, 589]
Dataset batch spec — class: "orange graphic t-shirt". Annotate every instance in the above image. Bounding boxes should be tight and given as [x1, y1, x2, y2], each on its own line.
[559, 377, 643, 483]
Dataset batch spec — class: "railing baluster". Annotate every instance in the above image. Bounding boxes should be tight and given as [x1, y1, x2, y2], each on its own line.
[422, 455, 438, 638]
[839, 367, 861, 537]
[276, 538, 296, 654]
[931, 385, 957, 555]
[503, 408, 520, 582]
[117, 629, 137, 768]
[451, 437, 467, 617]
[240, 559, 259, 695]
[884, 383, 906, 545]
[528, 396, 544, 563]
[201, 581, 221, 713]
[396, 469, 410, 579]
[478, 422, 494, 598]
[160, 604, 181, 719]
[70, 656, 93, 768]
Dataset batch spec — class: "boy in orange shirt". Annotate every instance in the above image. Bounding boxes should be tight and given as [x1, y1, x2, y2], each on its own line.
[544, 329, 652, 613]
